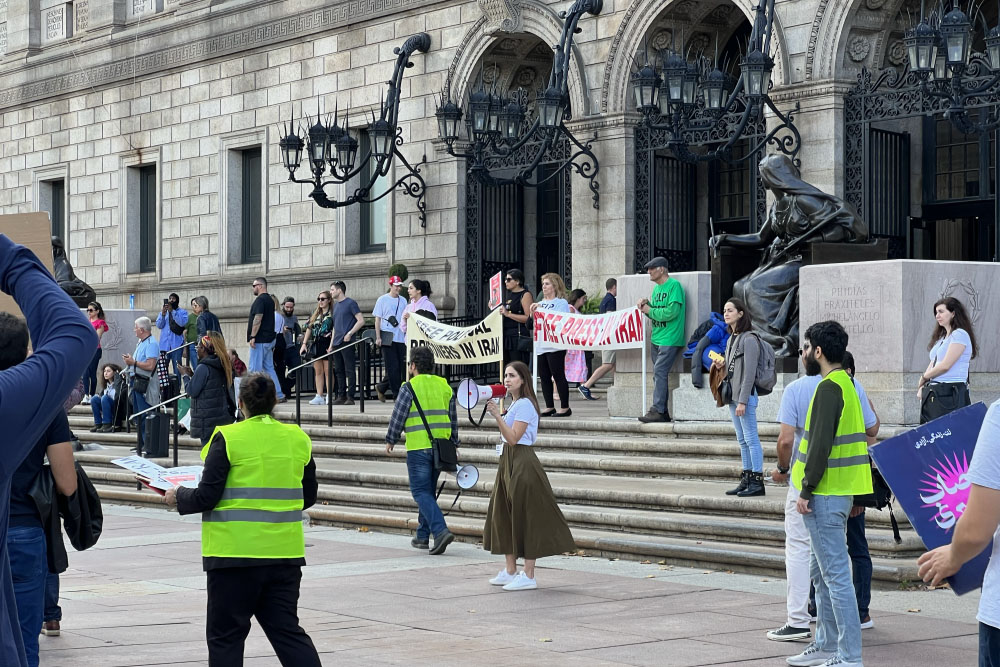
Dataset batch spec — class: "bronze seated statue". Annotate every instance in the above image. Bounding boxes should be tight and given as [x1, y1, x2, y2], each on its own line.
[52, 236, 97, 307]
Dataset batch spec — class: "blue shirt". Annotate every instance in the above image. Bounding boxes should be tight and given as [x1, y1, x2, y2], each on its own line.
[929, 328, 973, 383]
[155, 308, 189, 352]
[0, 235, 97, 665]
[373, 293, 407, 344]
[968, 399, 1000, 628]
[599, 292, 616, 314]
[131, 334, 159, 376]
[778, 373, 877, 491]
[332, 297, 362, 346]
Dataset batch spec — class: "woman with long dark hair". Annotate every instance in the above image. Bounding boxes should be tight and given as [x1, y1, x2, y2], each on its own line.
[528, 273, 572, 417]
[401, 279, 437, 334]
[82, 301, 108, 400]
[181, 332, 236, 446]
[713, 298, 765, 497]
[918, 296, 978, 423]
[90, 363, 124, 432]
[483, 361, 575, 591]
[299, 291, 334, 405]
[500, 269, 534, 366]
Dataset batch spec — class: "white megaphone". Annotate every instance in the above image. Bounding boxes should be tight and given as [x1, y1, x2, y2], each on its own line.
[453, 463, 479, 490]
[457, 378, 506, 410]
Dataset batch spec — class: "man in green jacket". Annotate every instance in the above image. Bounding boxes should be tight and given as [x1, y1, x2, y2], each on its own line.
[637, 257, 686, 423]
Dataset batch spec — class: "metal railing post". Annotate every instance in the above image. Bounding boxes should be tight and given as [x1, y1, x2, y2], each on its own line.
[359, 341, 368, 414]
[295, 365, 302, 426]
[327, 352, 334, 427]
[172, 398, 180, 467]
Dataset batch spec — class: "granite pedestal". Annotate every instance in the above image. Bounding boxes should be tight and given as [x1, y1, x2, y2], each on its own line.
[93, 308, 149, 372]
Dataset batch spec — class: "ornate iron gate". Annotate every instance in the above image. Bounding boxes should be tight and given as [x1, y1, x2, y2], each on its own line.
[845, 65, 1000, 261]
[465, 138, 573, 318]
[634, 119, 766, 273]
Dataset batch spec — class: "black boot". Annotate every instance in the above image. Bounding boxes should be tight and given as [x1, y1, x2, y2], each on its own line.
[738, 472, 766, 497]
[726, 470, 750, 496]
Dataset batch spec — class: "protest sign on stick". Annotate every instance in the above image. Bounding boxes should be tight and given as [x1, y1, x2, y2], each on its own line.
[406, 309, 503, 365]
[869, 402, 991, 595]
[488, 272, 503, 311]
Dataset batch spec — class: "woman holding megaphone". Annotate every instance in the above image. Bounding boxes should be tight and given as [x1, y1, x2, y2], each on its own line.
[482, 361, 575, 591]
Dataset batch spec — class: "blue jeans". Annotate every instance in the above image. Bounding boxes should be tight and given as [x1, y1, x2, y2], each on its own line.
[651, 345, 682, 414]
[9, 525, 46, 667]
[982, 622, 1000, 667]
[91, 394, 114, 425]
[44, 572, 60, 622]
[728, 393, 763, 472]
[165, 347, 184, 384]
[804, 494, 862, 664]
[405, 449, 447, 540]
[249, 340, 284, 399]
[132, 388, 151, 450]
[187, 342, 199, 372]
[808, 509, 872, 620]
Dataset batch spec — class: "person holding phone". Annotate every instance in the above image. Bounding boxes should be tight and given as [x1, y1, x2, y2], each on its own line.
[155, 293, 188, 384]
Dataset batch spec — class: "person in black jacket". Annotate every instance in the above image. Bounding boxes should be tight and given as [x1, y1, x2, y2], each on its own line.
[181, 333, 236, 446]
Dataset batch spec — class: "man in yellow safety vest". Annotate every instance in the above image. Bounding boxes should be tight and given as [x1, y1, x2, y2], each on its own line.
[786, 321, 872, 667]
[385, 346, 458, 555]
[165, 373, 321, 666]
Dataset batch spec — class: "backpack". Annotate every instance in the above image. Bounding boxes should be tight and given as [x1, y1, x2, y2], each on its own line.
[747, 332, 777, 396]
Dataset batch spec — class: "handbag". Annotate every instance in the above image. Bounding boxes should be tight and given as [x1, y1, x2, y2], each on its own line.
[408, 383, 458, 472]
[132, 370, 150, 395]
[718, 339, 738, 405]
[515, 331, 532, 352]
[920, 381, 970, 424]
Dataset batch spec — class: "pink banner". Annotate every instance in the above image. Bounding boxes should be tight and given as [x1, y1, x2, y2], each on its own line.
[532, 307, 645, 351]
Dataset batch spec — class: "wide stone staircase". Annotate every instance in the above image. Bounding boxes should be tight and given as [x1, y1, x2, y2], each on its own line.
[67, 403, 922, 583]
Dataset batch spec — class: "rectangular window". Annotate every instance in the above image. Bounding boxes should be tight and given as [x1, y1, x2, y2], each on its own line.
[241, 148, 262, 264]
[139, 165, 157, 273]
[360, 132, 388, 253]
[50, 180, 65, 238]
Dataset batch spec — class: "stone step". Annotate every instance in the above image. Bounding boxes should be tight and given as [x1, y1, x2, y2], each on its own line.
[89, 483, 918, 583]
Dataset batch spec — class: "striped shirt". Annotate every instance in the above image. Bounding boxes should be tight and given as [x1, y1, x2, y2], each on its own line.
[385, 380, 459, 447]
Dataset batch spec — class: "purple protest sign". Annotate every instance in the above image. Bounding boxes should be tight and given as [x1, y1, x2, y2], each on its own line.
[869, 402, 991, 595]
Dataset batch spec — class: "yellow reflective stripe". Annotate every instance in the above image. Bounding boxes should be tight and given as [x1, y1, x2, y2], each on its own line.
[203, 509, 304, 523]
[220, 487, 303, 501]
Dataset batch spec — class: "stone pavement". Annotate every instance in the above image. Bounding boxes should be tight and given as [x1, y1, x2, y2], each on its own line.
[41, 505, 980, 667]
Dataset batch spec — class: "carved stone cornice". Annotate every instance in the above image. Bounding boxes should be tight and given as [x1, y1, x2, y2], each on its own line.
[478, 0, 523, 35]
[0, 0, 437, 109]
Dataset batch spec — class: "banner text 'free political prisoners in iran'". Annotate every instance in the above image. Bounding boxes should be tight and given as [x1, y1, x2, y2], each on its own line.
[533, 307, 645, 350]
[406, 309, 503, 364]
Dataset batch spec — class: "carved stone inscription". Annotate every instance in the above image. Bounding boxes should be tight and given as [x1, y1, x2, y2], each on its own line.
[819, 284, 884, 335]
[0, 23, 6, 56]
[45, 7, 65, 41]
[76, 0, 89, 31]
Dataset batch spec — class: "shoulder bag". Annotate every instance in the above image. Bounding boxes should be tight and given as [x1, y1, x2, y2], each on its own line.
[167, 310, 186, 337]
[408, 383, 459, 472]
[717, 336, 739, 406]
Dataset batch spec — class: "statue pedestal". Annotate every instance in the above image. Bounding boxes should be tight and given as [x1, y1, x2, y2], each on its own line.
[799, 260, 1000, 425]
[94, 309, 149, 373]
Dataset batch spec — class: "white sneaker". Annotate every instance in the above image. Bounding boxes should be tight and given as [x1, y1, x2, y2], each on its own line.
[489, 569, 517, 586]
[309, 395, 325, 405]
[81, 394, 91, 404]
[502, 572, 537, 591]
[821, 658, 863, 667]
[787, 643, 836, 666]
[859, 615, 873, 630]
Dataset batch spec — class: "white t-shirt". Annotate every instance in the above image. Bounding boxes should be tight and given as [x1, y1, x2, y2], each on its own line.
[968, 399, 1000, 629]
[373, 294, 407, 344]
[777, 373, 878, 491]
[503, 397, 538, 445]
[533, 298, 570, 355]
[929, 328, 973, 383]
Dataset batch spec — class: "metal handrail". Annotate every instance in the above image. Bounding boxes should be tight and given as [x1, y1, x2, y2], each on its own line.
[285, 336, 373, 377]
[131, 392, 188, 420]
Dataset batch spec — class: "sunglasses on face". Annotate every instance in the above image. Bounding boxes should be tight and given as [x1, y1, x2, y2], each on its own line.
[86, 308, 95, 312]
[318, 297, 328, 302]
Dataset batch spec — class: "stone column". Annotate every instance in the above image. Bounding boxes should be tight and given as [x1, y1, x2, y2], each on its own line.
[4, 0, 41, 59]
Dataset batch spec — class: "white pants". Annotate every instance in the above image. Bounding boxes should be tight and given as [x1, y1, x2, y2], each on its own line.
[784, 484, 812, 627]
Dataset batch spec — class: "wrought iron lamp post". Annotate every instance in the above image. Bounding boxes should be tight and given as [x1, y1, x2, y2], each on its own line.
[277, 33, 431, 226]
[630, 0, 801, 164]
[904, 0, 1000, 134]
[435, 0, 602, 208]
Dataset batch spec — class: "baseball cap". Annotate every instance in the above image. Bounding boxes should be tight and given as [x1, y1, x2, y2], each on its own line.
[389, 276, 403, 286]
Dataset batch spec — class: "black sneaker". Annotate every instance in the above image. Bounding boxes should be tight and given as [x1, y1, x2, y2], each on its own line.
[578, 385, 597, 401]
[410, 537, 428, 550]
[766, 624, 811, 642]
[638, 408, 670, 423]
[429, 530, 454, 555]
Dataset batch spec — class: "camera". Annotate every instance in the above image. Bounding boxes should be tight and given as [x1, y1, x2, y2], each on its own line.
[386, 315, 399, 328]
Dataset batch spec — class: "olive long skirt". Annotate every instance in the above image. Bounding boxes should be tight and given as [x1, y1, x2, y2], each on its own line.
[483, 444, 575, 559]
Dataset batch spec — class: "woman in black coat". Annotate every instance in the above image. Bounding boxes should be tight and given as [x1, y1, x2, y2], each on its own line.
[181, 333, 236, 445]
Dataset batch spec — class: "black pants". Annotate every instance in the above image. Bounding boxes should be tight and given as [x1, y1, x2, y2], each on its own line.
[333, 345, 357, 398]
[377, 342, 406, 396]
[274, 342, 299, 398]
[503, 339, 531, 367]
[538, 350, 569, 410]
[206, 565, 321, 667]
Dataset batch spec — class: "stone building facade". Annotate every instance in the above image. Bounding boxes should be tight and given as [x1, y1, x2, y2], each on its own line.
[0, 0, 991, 348]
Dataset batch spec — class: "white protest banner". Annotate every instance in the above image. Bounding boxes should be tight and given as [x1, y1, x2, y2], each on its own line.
[407, 308, 503, 364]
[110, 456, 202, 493]
[532, 306, 645, 351]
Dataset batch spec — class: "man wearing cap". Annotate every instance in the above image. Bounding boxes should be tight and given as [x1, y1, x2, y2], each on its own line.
[637, 256, 686, 423]
[373, 276, 409, 401]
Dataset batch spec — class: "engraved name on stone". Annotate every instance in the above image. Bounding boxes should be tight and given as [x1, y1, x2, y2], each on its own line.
[45, 7, 65, 41]
[0, 24, 6, 56]
[0, 0, 7, 21]
[76, 0, 89, 31]
[820, 285, 884, 335]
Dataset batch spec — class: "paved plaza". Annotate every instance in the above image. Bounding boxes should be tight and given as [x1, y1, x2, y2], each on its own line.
[40, 505, 980, 667]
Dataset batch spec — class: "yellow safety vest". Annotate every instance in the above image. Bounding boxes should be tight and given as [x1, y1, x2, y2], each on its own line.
[200, 415, 312, 559]
[791, 370, 873, 496]
[403, 374, 453, 451]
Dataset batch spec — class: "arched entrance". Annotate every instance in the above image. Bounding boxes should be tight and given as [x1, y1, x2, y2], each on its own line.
[630, 0, 767, 272]
[461, 34, 574, 317]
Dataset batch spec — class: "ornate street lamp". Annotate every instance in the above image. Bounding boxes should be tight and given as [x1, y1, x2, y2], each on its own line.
[435, 0, 602, 208]
[904, 0, 1000, 134]
[630, 0, 801, 164]
[277, 34, 432, 225]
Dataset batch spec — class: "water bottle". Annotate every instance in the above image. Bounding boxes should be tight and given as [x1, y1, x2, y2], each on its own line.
[129, 294, 135, 310]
